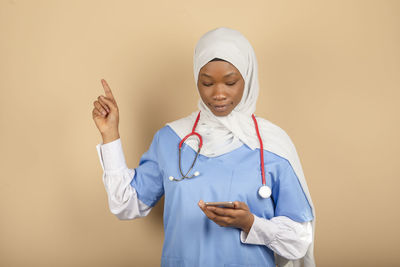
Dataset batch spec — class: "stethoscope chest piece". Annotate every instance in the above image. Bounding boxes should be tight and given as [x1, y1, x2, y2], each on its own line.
[258, 185, 272, 199]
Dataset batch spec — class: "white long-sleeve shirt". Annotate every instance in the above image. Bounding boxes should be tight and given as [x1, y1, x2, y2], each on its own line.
[96, 138, 313, 260]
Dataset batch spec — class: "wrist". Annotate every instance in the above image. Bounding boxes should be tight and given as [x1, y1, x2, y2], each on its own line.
[242, 213, 254, 234]
[101, 131, 120, 144]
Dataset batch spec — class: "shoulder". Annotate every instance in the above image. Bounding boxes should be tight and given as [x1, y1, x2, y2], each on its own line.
[150, 125, 178, 144]
[152, 111, 198, 144]
[156, 125, 179, 141]
[144, 112, 199, 154]
[164, 111, 199, 139]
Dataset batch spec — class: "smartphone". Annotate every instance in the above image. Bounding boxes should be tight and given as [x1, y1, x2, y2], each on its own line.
[204, 201, 234, 208]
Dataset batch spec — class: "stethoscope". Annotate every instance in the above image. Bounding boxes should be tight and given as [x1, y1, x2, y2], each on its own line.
[168, 111, 272, 199]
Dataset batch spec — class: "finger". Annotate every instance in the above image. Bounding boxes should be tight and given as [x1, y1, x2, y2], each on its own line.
[202, 208, 232, 227]
[101, 79, 115, 100]
[199, 206, 233, 227]
[93, 101, 108, 115]
[198, 200, 205, 208]
[198, 201, 218, 220]
[233, 201, 249, 210]
[97, 96, 110, 112]
[211, 215, 232, 227]
[206, 206, 235, 218]
[99, 95, 118, 112]
[204, 210, 225, 225]
[92, 108, 105, 118]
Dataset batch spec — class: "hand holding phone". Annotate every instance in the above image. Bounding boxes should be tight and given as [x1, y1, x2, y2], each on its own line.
[198, 200, 254, 234]
[204, 201, 235, 208]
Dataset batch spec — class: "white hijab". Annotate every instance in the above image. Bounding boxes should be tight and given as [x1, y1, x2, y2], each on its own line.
[167, 27, 316, 267]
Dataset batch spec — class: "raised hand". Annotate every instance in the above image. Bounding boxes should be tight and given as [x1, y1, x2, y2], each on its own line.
[92, 79, 120, 143]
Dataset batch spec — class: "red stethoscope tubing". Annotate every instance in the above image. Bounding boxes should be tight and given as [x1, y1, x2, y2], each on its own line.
[179, 111, 202, 149]
[251, 113, 266, 186]
[180, 111, 266, 186]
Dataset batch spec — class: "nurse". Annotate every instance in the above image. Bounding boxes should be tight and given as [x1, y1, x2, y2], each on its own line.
[92, 27, 316, 267]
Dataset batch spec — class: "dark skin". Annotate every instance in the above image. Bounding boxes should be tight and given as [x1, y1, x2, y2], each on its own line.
[197, 59, 245, 117]
[92, 60, 254, 234]
[198, 200, 254, 234]
[197, 59, 254, 234]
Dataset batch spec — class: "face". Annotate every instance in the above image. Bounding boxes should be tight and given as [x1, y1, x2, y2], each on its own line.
[197, 60, 245, 116]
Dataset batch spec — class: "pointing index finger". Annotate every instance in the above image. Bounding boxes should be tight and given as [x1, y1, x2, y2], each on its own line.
[101, 79, 115, 100]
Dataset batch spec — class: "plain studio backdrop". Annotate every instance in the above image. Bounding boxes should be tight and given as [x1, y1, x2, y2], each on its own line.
[0, 0, 399, 266]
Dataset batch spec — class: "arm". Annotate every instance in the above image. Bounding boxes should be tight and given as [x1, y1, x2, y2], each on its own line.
[240, 160, 314, 260]
[198, 201, 312, 260]
[92, 79, 153, 219]
[96, 138, 152, 220]
[199, 158, 314, 260]
[240, 215, 312, 260]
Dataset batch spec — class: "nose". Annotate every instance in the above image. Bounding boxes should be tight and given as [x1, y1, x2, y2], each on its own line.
[212, 85, 227, 101]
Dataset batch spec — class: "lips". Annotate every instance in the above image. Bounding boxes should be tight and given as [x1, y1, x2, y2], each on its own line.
[212, 103, 230, 113]
[214, 105, 227, 111]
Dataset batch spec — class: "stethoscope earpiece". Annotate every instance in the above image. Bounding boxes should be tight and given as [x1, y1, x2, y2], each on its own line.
[169, 171, 200, 182]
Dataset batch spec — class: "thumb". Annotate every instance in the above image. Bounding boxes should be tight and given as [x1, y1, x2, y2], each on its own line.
[234, 201, 248, 210]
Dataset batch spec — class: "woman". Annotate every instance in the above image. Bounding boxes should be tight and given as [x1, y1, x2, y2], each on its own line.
[92, 27, 316, 267]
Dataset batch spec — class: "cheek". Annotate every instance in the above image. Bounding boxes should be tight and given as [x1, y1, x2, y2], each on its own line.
[198, 88, 211, 103]
[197, 87, 205, 98]
[233, 86, 245, 104]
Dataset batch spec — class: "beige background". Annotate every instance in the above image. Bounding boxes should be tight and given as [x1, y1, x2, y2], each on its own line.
[1, 0, 399, 266]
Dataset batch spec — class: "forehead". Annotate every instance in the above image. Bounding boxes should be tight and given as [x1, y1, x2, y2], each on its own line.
[199, 60, 241, 77]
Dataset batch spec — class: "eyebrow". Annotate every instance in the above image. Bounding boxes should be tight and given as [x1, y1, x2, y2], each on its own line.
[200, 72, 237, 78]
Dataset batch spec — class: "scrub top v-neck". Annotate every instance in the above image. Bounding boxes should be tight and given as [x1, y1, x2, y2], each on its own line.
[130, 125, 313, 267]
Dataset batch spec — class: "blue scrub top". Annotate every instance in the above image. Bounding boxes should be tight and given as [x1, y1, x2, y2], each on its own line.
[131, 126, 313, 267]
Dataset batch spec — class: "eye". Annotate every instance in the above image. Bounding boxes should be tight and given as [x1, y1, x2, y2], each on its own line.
[202, 83, 213, 87]
[227, 82, 237, 86]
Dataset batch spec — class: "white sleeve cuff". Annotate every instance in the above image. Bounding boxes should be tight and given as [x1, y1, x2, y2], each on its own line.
[96, 138, 128, 172]
[240, 214, 279, 245]
[240, 215, 313, 260]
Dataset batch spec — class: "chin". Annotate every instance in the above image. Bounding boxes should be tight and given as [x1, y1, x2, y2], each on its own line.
[212, 110, 232, 117]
